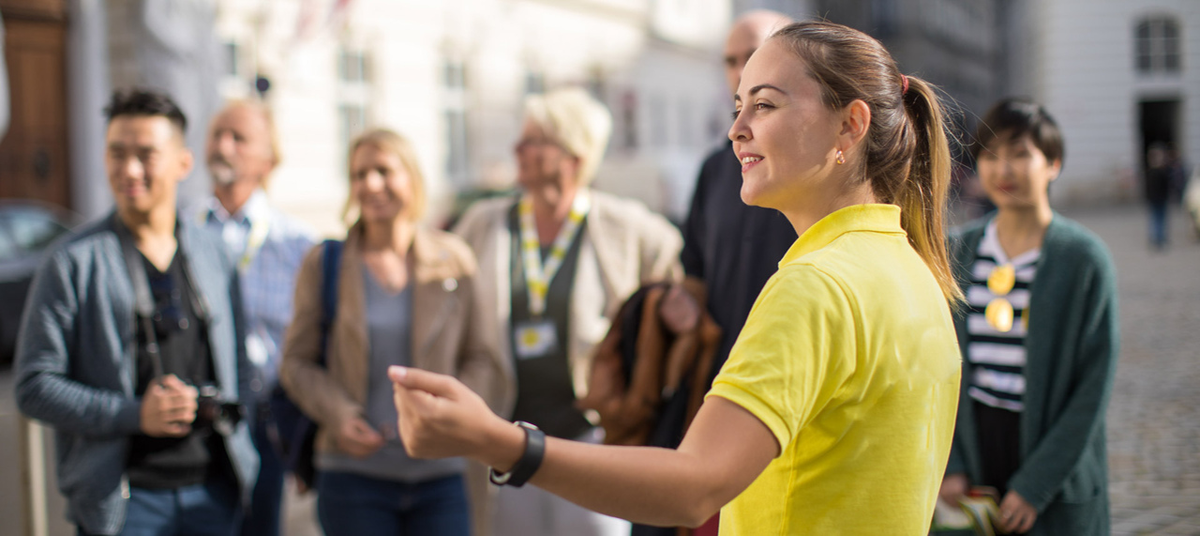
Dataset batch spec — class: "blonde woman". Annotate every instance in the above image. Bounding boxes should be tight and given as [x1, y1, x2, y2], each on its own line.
[451, 87, 682, 536]
[389, 22, 963, 535]
[279, 129, 503, 535]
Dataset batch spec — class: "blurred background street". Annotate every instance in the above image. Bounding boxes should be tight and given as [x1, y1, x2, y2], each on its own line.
[2, 0, 1199, 534]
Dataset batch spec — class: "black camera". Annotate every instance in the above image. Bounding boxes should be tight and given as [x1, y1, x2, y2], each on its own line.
[196, 385, 244, 436]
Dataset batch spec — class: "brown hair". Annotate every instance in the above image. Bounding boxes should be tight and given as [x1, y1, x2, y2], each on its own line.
[341, 128, 428, 225]
[772, 21, 961, 301]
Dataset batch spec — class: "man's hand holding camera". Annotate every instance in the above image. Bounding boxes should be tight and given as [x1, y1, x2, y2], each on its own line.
[140, 374, 199, 437]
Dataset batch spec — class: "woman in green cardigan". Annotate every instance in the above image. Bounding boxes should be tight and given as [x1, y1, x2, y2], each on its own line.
[939, 99, 1119, 535]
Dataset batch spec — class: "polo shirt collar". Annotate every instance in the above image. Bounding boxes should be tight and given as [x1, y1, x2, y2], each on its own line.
[779, 204, 905, 267]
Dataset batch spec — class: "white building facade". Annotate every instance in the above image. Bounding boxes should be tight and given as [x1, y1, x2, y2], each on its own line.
[1008, 0, 1200, 204]
[204, 0, 732, 234]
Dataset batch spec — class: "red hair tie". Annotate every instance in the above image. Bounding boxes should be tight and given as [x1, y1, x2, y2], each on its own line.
[901, 75, 909, 95]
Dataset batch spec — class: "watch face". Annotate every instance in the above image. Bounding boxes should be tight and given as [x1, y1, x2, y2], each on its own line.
[515, 420, 540, 431]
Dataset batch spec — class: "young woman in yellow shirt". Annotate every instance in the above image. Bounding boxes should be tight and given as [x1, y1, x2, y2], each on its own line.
[386, 21, 963, 535]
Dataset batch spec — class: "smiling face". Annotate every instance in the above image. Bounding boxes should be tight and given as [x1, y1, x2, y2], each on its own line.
[350, 143, 416, 224]
[728, 38, 843, 211]
[976, 133, 1060, 213]
[106, 115, 193, 218]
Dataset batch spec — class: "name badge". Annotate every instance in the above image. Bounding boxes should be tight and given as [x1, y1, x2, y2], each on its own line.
[246, 331, 269, 368]
[514, 319, 558, 360]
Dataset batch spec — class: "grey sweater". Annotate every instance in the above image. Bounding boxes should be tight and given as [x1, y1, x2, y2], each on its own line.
[14, 212, 259, 535]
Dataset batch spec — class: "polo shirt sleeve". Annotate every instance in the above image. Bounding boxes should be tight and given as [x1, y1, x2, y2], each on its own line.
[706, 264, 856, 452]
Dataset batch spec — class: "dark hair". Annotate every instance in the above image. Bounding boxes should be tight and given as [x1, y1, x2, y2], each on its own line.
[971, 98, 1064, 165]
[103, 88, 188, 135]
[771, 21, 960, 301]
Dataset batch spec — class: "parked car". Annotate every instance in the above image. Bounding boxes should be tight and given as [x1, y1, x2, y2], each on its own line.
[0, 201, 79, 366]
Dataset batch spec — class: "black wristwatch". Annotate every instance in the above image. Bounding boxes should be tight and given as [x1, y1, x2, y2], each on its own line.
[489, 421, 545, 488]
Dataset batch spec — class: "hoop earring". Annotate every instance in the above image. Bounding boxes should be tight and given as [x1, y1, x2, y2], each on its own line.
[836, 150, 845, 165]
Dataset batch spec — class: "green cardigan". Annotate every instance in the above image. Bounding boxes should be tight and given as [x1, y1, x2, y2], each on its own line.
[945, 214, 1119, 536]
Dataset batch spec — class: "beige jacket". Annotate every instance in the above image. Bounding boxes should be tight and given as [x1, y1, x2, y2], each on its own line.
[453, 189, 684, 411]
[278, 224, 507, 527]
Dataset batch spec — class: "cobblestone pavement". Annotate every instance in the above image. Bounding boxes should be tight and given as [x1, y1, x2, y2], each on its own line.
[1064, 204, 1200, 535]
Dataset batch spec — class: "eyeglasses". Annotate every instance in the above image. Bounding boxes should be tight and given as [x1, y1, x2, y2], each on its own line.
[514, 137, 561, 152]
[984, 264, 1024, 332]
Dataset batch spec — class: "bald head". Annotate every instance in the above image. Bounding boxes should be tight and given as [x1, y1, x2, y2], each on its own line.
[724, 10, 793, 97]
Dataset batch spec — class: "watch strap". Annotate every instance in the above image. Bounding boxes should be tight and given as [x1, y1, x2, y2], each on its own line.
[489, 421, 545, 488]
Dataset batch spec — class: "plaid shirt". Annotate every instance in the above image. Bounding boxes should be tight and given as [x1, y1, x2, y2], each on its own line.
[198, 190, 316, 395]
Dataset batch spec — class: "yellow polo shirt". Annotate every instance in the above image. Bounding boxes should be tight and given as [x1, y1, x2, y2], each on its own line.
[708, 204, 961, 535]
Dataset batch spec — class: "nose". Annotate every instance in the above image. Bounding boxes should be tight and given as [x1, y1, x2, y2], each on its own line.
[728, 109, 750, 142]
[213, 131, 236, 157]
[362, 169, 385, 190]
[117, 155, 144, 181]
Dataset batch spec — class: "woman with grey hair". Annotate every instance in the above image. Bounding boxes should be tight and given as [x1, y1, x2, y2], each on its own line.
[452, 87, 683, 536]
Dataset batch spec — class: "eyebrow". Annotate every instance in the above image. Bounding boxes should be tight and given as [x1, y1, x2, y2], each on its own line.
[734, 84, 785, 102]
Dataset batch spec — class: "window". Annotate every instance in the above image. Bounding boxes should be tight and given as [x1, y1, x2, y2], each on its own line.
[339, 50, 368, 83]
[339, 105, 367, 154]
[525, 72, 545, 95]
[337, 46, 372, 165]
[444, 60, 470, 183]
[224, 42, 240, 78]
[621, 90, 638, 151]
[1136, 16, 1182, 74]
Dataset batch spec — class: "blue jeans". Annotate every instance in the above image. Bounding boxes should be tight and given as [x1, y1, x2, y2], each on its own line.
[239, 412, 284, 536]
[79, 478, 240, 536]
[1150, 202, 1169, 247]
[316, 471, 470, 536]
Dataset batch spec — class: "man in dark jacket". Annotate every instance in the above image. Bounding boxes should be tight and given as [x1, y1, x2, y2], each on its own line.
[15, 88, 258, 536]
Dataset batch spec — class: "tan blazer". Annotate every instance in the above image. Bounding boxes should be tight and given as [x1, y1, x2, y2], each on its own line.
[453, 189, 684, 411]
[278, 223, 507, 528]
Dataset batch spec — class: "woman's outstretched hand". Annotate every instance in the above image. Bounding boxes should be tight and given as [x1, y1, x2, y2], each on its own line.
[388, 365, 520, 468]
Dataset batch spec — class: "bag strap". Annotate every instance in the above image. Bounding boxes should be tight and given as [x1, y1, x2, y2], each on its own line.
[317, 239, 343, 368]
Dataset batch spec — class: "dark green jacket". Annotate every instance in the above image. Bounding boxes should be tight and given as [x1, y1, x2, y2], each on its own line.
[946, 214, 1119, 536]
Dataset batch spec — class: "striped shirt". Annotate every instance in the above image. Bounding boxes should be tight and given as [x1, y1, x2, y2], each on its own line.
[197, 190, 316, 394]
[965, 219, 1039, 412]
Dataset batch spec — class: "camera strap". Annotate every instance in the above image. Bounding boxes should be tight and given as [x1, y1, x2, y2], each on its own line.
[114, 214, 166, 382]
[113, 214, 212, 383]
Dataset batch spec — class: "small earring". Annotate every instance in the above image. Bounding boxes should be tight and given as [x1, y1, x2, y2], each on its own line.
[836, 150, 845, 165]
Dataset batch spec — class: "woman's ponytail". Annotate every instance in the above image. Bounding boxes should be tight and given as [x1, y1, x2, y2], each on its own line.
[898, 76, 962, 302]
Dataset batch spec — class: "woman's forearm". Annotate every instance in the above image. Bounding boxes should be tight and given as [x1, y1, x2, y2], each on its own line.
[474, 396, 775, 527]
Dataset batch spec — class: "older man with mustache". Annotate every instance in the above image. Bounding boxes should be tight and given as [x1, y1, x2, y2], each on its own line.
[197, 100, 315, 536]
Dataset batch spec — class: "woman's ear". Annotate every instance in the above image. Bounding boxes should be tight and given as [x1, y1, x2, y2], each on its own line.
[838, 99, 871, 154]
[1047, 158, 1063, 183]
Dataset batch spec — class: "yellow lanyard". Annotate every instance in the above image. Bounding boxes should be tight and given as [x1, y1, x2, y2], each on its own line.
[518, 192, 590, 317]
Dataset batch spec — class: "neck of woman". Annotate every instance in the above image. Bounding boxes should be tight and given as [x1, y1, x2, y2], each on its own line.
[527, 180, 580, 245]
[993, 204, 1053, 259]
[362, 216, 415, 256]
[780, 181, 879, 238]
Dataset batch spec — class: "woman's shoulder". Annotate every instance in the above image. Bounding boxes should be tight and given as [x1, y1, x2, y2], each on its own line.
[589, 190, 676, 233]
[1046, 215, 1114, 266]
[415, 227, 479, 276]
[949, 216, 990, 244]
[455, 195, 516, 230]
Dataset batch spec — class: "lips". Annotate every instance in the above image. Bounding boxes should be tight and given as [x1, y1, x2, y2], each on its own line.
[737, 152, 764, 173]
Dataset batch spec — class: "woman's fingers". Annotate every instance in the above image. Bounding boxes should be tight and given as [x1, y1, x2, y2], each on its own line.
[388, 366, 461, 399]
